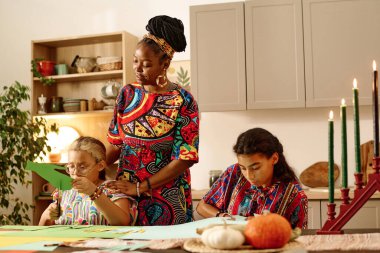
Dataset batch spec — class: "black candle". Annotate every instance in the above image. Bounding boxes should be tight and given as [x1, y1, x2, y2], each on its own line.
[373, 60, 379, 157]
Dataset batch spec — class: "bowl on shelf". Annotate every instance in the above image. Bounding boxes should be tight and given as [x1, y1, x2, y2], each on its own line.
[71, 55, 97, 73]
[63, 98, 81, 112]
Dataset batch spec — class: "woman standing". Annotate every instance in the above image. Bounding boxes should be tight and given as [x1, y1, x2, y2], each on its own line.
[106, 15, 199, 226]
[196, 128, 308, 229]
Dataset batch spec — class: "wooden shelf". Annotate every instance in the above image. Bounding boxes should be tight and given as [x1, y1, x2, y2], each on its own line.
[33, 109, 113, 118]
[32, 32, 124, 47]
[33, 70, 123, 83]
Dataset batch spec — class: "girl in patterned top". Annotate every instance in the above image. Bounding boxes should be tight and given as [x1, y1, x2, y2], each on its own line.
[196, 128, 308, 229]
[105, 15, 199, 226]
[39, 136, 137, 226]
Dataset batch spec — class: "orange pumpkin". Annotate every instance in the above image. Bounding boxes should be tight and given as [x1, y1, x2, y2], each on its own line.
[244, 213, 292, 249]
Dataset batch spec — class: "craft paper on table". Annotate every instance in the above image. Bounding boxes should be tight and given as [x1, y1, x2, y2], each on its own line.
[0, 240, 61, 251]
[62, 238, 151, 251]
[26, 161, 73, 190]
[0, 236, 83, 247]
[119, 216, 247, 240]
[0, 225, 125, 239]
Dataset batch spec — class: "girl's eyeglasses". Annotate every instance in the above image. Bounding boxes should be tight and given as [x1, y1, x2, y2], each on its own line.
[65, 163, 97, 176]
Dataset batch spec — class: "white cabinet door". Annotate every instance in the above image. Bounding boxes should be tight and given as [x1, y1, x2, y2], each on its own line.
[190, 2, 246, 112]
[246, 0, 305, 109]
[303, 0, 380, 107]
[321, 200, 380, 228]
[308, 200, 321, 229]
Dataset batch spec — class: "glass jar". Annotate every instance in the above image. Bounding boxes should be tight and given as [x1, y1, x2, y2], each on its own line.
[51, 96, 63, 113]
[209, 170, 222, 187]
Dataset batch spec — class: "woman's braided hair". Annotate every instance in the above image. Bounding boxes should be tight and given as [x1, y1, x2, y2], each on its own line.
[233, 128, 297, 183]
[140, 15, 187, 62]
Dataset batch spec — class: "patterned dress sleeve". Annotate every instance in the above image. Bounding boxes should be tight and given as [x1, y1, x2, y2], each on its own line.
[202, 164, 239, 211]
[171, 89, 199, 162]
[284, 185, 309, 229]
[107, 85, 128, 146]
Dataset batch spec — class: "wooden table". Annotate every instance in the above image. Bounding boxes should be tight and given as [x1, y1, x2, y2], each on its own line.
[36, 229, 380, 253]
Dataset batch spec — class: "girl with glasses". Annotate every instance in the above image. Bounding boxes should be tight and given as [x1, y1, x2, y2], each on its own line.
[39, 136, 137, 226]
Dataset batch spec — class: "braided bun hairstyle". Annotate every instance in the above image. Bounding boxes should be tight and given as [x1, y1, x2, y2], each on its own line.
[140, 15, 187, 61]
[233, 128, 297, 183]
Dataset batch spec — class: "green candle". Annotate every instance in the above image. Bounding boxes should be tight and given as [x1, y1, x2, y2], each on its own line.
[328, 110, 334, 203]
[353, 79, 361, 173]
[340, 99, 348, 188]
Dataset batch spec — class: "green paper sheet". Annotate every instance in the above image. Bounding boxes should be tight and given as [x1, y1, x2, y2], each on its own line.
[0, 225, 125, 239]
[26, 161, 73, 190]
[118, 216, 248, 240]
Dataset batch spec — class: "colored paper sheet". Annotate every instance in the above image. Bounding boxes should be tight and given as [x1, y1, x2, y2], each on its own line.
[26, 161, 73, 190]
[0, 241, 59, 251]
[0, 237, 83, 247]
[119, 216, 247, 240]
[0, 225, 125, 239]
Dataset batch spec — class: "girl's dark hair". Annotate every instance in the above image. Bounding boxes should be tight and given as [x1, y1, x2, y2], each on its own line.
[139, 15, 187, 62]
[233, 128, 297, 183]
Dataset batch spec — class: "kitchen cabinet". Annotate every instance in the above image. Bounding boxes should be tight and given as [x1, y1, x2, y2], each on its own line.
[190, 2, 246, 111]
[245, 0, 305, 109]
[308, 200, 321, 229]
[304, 0, 380, 107]
[190, 0, 380, 111]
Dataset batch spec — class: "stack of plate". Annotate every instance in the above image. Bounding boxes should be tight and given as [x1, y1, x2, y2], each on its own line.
[63, 98, 81, 112]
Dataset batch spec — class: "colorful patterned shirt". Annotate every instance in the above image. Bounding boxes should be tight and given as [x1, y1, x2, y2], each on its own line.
[203, 164, 308, 229]
[55, 181, 138, 225]
[107, 83, 199, 225]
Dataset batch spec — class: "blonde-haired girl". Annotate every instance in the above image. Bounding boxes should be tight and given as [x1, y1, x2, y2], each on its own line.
[39, 136, 137, 226]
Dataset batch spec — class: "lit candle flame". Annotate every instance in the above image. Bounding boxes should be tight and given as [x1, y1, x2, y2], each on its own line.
[353, 78, 358, 89]
[341, 98, 346, 106]
[374, 60, 377, 71]
[329, 110, 334, 120]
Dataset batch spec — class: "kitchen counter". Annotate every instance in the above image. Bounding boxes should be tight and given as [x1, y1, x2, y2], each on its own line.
[192, 188, 380, 200]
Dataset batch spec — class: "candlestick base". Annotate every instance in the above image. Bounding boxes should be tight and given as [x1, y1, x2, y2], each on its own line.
[318, 158, 380, 235]
[340, 188, 350, 205]
[354, 172, 364, 190]
[373, 157, 380, 174]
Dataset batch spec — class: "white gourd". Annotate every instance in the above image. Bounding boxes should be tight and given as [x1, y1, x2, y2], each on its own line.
[201, 225, 245, 249]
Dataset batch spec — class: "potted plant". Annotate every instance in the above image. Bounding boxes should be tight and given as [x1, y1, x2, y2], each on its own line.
[0, 81, 57, 225]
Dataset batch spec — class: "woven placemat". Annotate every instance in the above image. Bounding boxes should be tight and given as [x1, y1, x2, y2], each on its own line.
[183, 238, 303, 253]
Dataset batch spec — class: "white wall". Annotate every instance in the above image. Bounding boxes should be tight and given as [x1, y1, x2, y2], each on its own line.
[0, 0, 375, 208]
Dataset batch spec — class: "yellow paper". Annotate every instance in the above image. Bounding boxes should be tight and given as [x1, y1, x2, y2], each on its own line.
[0, 237, 84, 247]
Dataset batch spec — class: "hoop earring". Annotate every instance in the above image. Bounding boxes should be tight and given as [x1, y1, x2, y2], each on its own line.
[156, 74, 168, 88]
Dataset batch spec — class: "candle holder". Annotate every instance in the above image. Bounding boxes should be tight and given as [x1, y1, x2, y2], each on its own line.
[317, 156, 380, 234]
[340, 188, 350, 205]
[354, 172, 364, 190]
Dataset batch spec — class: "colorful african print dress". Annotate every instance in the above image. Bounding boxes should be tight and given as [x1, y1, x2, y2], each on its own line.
[203, 164, 308, 229]
[55, 181, 138, 225]
[107, 83, 199, 226]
